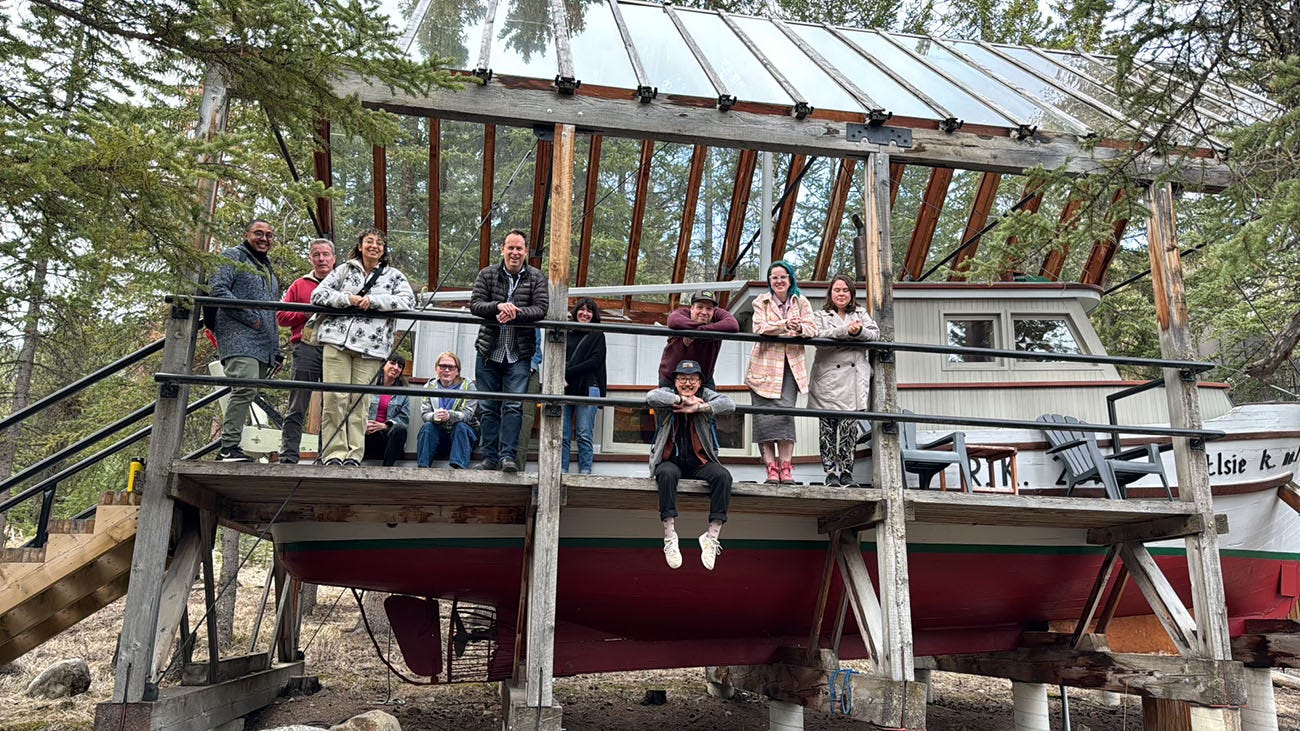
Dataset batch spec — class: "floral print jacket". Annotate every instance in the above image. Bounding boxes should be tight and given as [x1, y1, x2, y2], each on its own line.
[311, 259, 415, 359]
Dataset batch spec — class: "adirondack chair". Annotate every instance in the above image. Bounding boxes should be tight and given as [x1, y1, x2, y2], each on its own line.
[900, 410, 974, 491]
[1036, 414, 1173, 500]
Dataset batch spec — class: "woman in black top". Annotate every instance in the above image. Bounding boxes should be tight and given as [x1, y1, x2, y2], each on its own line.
[562, 298, 607, 474]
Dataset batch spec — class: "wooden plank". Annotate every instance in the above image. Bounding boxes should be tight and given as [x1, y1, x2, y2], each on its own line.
[1071, 545, 1120, 648]
[622, 138, 654, 310]
[770, 154, 806, 262]
[950, 171, 1001, 281]
[0, 511, 137, 620]
[1279, 481, 1300, 515]
[813, 158, 856, 280]
[817, 500, 887, 534]
[313, 119, 333, 239]
[1094, 563, 1128, 635]
[711, 657, 926, 729]
[113, 306, 199, 703]
[1232, 623, 1300, 669]
[95, 661, 305, 731]
[888, 162, 904, 207]
[1080, 188, 1129, 285]
[338, 79, 1235, 190]
[575, 135, 601, 287]
[428, 117, 441, 289]
[1143, 697, 1192, 731]
[529, 138, 554, 264]
[1040, 197, 1082, 280]
[835, 531, 883, 667]
[372, 145, 387, 232]
[1087, 514, 1225, 545]
[1146, 182, 1234, 664]
[669, 144, 707, 309]
[931, 648, 1244, 704]
[717, 148, 758, 283]
[1118, 541, 1199, 656]
[181, 654, 270, 686]
[0, 570, 130, 666]
[902, 166, 954, 280]
[479, 124, 496, 268]
[1000, 179, 1044, 279]
[150, 520, 204, 679]
[805, 531, 839, 662]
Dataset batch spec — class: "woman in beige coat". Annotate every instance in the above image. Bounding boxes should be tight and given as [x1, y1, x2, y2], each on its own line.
[809, 273, 880, 487]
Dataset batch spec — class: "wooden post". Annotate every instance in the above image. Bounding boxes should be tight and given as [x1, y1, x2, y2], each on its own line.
[113, 304, 198, 702]
[865, 151, 915, 681]
[521, 122, 573, 724]
[1145, 182, 1238, 730]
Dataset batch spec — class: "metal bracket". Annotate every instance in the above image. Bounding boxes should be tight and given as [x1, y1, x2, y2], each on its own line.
[846, 123, 913, 150]
[867, 108, 893, 126]
[143, 682, 159, 701]
[1014, 124, 1037, 140]
[718, 94, 736, 112]
[939, 117, 963, 133]
[543, 403, 562, 417]
[171, 302, 191, 320]
[473, 67, 493, 83]
[636, 85, 658, 103]
[532, 124, 554, 141]
[547, 329, 565, 344]
[793, 101, 813, 120]
[1179, 368, 1197, 383]
[1190, 437, 1206, 452]
[554, 75, 580, 95]
[876, 349, 895, 364]
[160, 382, 180, 399]
[881, 421, 898, 435]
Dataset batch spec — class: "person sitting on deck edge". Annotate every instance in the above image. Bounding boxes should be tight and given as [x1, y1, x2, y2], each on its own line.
[658, 289, 738, 391]
[647, 359, 736, 571]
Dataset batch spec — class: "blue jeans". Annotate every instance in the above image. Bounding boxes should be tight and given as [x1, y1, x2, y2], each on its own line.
[561, 404, 597, 473]
[475, 354, 531, 463]
[417, 421, 477, 469]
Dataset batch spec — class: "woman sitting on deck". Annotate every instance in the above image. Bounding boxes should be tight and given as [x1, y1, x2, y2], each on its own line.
[310, 228, 415, 466]
[364, 353, 411, 466]
[745, 260, 816, 485]
[809, 273, 879, 487]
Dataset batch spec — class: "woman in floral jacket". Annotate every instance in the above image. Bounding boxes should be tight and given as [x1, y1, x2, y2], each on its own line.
[311, 228, 415, 466]
[744, 260, 816, 484]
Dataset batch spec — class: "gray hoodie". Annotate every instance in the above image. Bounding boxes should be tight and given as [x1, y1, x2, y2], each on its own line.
[208, 244, 280, 365]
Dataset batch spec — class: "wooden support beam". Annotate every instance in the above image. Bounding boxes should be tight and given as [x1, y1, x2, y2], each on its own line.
[95, 661, 305, 731]
[1232, 620, 1300, 669]
[950, 171, 1001, 281]
[930, 648, 1244, 704]
[1039, 197, 1082, 280]
[372, 145, 387, 232]
[1071, 545, 1120, 648]
[1146, 182, 1234, 664]
[623, 138, 654, 310]
[888, 162, 905, 207]
[529, 138, 554, 267]
[711, 648, 927, 729]
[805, 531, 839, 661]
[1080, 188, 1128, 286]
[1087, 513, 1226, 545]
[479, 124, 496, 268]
[181, 653, 270, 686]
[813, 158, 856, 280]
[199, 510, 220, 684]
[271, 553, 300, 664]
[817, 500, 887, 534]
[902, 167, 954, 280]
[1279, 481, 1300, 515]
[1118, 541, 1199, 656]
[669, 144, 707, 310]
[999, 178, 1045, 279]
[113, 306, 199, 703]
[313, 119, 334, 240]
[718, 148, 759, 283]
[575, 135, 601, 287]
[770, 154, 805, 262]
[835, 532, 883, 667]
[429, 117, 441, 289]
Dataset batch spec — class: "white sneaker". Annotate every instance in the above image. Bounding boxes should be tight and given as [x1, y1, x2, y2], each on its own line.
[664, 534, 682, 569]
[698, 532, 722, 571]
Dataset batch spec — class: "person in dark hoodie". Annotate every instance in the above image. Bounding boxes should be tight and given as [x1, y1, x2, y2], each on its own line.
[560, 298, 606, 474]
[209, 219, 281, 462]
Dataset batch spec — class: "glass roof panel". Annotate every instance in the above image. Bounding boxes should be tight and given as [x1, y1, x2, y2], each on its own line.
[996, 46, 1128, 115]
[786, 24, 937, 118]
[567, 0, 637, 88]
[619, 3, 718, 98]
[837, 29, 1014, 127]
[674, 9, 792, 105]
[729, 16, 863, 112]
[893, 35, 1077, 130]
[488, 0, 557, 80]
[947, 41, 1123, 134]
[405, 0, 491, 68]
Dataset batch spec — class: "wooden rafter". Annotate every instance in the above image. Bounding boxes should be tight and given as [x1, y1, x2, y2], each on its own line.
[902, 167, 954, 280]
[889, 162, 905, 207]
[1080, 188, 1129, 286]
[1040, 197, 1083, 281]
[814, 158, 857, 280]
[576, 135, 601, 287]
[718, 148, 760, 282]
[999, 178, 1046, 280]
[623, 139, 655, 310]
[372, 145, 388, 233]
[479, 124, 496, 268]
[670, 145, 707, 310]
[771, 154, 806, 262]
[949, 172, 1001, 281]
[529, 138, 555, 269]
[312, 119, 334, 240]
[428, 118, 441, 290]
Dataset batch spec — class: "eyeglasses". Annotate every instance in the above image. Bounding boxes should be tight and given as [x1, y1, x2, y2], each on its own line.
[436, 363, 458, 370]
[250, 231, 274, 239]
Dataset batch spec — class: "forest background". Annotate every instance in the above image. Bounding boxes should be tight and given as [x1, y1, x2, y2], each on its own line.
[0, 0, 1297, 623]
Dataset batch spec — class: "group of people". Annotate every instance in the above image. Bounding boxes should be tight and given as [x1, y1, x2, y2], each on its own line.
[208, 221, 880, 574]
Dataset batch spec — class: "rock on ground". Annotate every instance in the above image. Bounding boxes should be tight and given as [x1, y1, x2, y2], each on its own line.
[327, 710, 400, 731]
[24, 658, 91, 699]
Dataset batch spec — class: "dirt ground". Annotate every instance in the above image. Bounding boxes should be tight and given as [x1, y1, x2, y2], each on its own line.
[4, 566, 1300, 731]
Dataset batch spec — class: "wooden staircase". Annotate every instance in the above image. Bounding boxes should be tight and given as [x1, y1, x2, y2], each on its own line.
[0, 491, 141, 664]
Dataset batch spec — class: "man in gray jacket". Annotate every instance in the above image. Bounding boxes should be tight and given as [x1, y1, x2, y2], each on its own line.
[647, 359, 735, 571]
[208, 219, 281, 462]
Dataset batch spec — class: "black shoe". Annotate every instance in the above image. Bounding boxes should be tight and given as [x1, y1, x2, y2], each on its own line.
[323, 458, 344, 467]
[840, 471, 858, 488]
[500, 458, 519, 474]
[472, 460, 500, 471]
[342, 458, 361, 467]
[279, 456, 299, 465]
[824, 473, 841, 487]
[217, 447, 250, 463]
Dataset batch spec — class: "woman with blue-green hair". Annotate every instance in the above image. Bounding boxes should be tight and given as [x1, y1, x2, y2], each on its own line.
[744, 260, 816, 484]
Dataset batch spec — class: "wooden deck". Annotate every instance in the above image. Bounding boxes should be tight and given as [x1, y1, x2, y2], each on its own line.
[169, 460, 1202, 533]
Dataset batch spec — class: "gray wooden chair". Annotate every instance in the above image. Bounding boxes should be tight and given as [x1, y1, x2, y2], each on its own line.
[1036, 413, 1172, 500]
[900, 410, 974, 491]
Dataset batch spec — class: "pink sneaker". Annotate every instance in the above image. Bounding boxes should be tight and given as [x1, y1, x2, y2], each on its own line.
[765, 463, 780, 484]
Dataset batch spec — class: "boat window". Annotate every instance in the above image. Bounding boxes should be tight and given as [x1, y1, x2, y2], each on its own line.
[946, 317, 997, 363]
[1013, 318, 1084, 357]
[610, 405, 747, 452]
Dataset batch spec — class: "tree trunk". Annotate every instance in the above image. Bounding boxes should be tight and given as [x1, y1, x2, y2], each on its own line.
[351, 591, 390, 637]
[300, 582, 318, 619]
[215, 527, 240, 648]
[0, 257, 49, 548]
